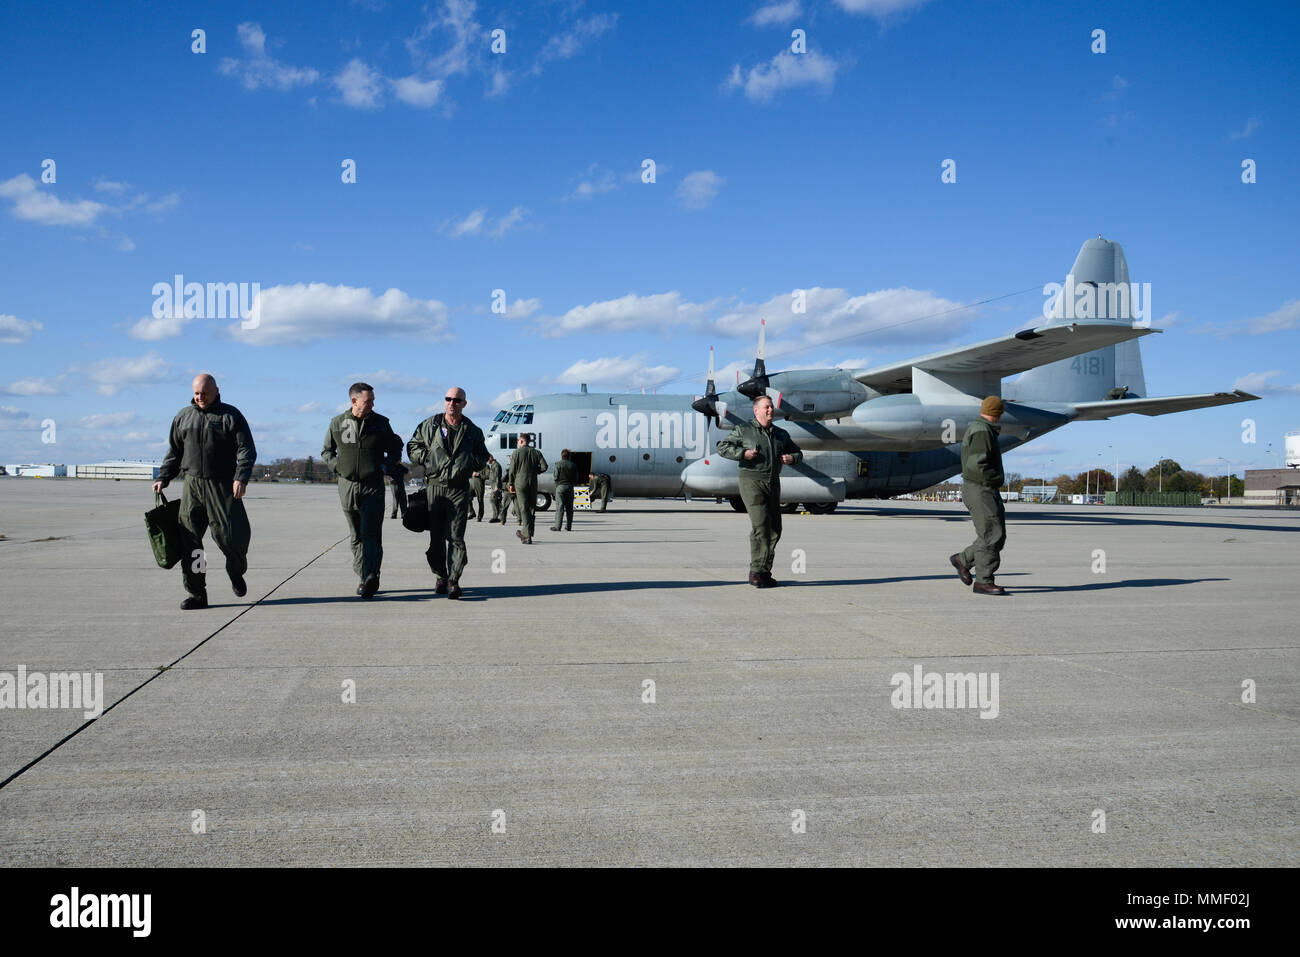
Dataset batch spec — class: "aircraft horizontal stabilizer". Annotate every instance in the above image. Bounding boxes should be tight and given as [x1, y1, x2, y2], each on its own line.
[1069, 390, 1259, 421]
[853, 322, 1158, 393]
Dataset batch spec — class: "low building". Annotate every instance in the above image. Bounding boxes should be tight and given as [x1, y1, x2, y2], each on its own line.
[1244, 468, 1300, 506]
[4, 463, 67, 477]
[71, 461, 162, 480]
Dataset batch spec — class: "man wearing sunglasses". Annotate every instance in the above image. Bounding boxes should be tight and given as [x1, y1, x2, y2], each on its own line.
[406, 387, 491, 600]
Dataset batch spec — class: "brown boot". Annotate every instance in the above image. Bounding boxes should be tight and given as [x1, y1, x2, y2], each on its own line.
[748, 572, 762, 586]
[756, 572, 779, 588]
[949, 553, 973, 586]
[447, 579, 462, 600]
[435, 577, 449, 594]
[972, 581, 1007, 596]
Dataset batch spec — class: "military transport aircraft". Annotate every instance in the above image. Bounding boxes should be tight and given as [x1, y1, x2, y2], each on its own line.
[483, 238, 1256, 513]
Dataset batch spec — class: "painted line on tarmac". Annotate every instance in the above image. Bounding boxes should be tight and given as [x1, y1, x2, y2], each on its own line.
[0, 537, 346, 792]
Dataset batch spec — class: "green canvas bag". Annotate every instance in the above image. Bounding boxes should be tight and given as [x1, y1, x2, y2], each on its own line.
[144, 491, 183, 569]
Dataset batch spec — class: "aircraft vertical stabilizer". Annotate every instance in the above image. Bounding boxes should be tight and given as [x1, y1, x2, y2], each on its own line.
[1007, 237, 1148, 403]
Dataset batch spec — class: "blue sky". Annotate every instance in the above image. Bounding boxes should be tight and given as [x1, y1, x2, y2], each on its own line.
[2, 0, 1297, 480]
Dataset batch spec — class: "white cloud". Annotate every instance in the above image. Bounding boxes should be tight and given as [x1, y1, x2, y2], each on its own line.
[1232, 370, 1300, 396]
[486, 68, 509, 98]
[230, 283, 452, 346]
[749, 1, 802, 26]
[1245, 299, 1300, 334]
[0, 174, 110, 227]
[93, 179, 130, 194]
[219, 22, 321, 91]
[128, 314, 186, 341]
[392, 74, 445, 108]
[553, 355, 679, 389]
[832, 0, 931, 15]
[535, 13, 618, 71]
[489, 387, 527, 408]
[145, 193, 181, 214]
[545, 291, 716, 337]
[348, 370, 433, 392]
[714, 286, 974, 350]
[1227, 117, 1262, 141]
[676, 170, 725, 211]
[566, 166, 618, 201]
[335, 58, 384, 109]
[0, 314, 42, 344]
[79, 411, 137, 430]
[1, 376, 64, 396]
[441, 206, 530, 238]
[0, 405, 42, 430]
[295, 401, 325, 414]
[503, 297, 542, 319]
[84, 353, 172, 396]
[407, 0, 478, 79]
[725, 49, 840, 102]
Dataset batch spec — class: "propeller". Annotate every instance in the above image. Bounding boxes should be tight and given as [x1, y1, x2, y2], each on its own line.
[692, 346, 728, 462]
[737, 318, 770, 399]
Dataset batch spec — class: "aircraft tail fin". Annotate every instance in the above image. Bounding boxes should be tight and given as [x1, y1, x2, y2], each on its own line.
[1007, 238, 1149, 403]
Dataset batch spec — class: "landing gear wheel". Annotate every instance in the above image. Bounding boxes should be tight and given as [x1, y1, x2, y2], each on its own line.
[806, 502, 838, 515]
[537, 492, 553, 511]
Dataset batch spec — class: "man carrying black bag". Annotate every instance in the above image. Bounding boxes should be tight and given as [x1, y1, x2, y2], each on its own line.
[152, 373, 256, 610]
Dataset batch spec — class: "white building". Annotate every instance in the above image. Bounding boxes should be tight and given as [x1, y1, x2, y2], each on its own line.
[71, 461, 162, 480]
[4, 463, 67, 477]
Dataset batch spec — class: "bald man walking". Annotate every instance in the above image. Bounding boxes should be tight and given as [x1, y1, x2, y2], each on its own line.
[153, 374, 257, 609]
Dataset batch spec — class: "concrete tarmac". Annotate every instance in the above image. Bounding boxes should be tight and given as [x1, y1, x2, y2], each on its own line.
[0, 479, 1296, 866]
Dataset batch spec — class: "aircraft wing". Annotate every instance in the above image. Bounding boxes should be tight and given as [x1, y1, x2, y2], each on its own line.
[852, 321, 1159, 393]
[1069, 390, 1260, 420]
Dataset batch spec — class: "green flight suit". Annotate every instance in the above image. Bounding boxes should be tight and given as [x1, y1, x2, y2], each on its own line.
[551, 458, 578, 531]
[591, 473, 612, 510]
[507, 445, 548, 539]
[407, 413, 490, 582]
[959, 417, 1007, 584]
[716, 419, 803, 574]
[482, 459, 504, 521]
[158, 397, 257, 600]
[468, 472, 486, 521]
[321, 410, 402, 583]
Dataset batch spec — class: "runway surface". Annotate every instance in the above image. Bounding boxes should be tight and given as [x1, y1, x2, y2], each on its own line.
[1, 479, 1296, 866]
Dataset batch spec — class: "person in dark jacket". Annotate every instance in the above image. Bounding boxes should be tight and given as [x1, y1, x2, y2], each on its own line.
[716, 395, 802, 587]
[950, 396, 1009, 595]
[406, 387, 490, 599]
[322, 382, 403, 598]
[551, 449, 578, 531]
[152, 373, 257, 609]
[590, 472, 612, 511]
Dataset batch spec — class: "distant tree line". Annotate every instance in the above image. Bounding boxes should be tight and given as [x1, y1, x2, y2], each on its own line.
[252, 456, 419, 483]
[918, 459, 1244, 499]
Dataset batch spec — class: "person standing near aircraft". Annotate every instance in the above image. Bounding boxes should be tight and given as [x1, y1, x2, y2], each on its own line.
[590, 471, 612, 511]
[406, 387, 490, 600]
[506, 433, 547, 544]
[481, 456, 503, 522]
[551, 449, 578, 532]
[468, 466, 486, 521]
[321, 382, 403, 599]
[152, 373, 256, 609]
[951, 396, 1009, 596]
[716, 395, 802, 587]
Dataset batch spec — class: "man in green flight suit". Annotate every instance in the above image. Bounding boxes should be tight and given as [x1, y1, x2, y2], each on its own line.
[152, 373, 257, 610]
[321, 382, 403, 599]
[950, 396, 1009, 596]
[406, 386, 491, 599]
[590, 471, 612, 511]
[506, 433, 548, 544]
[551, 449, 578, 531]
[716, 394, 803, 588]
[481, 456, 504, 522]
